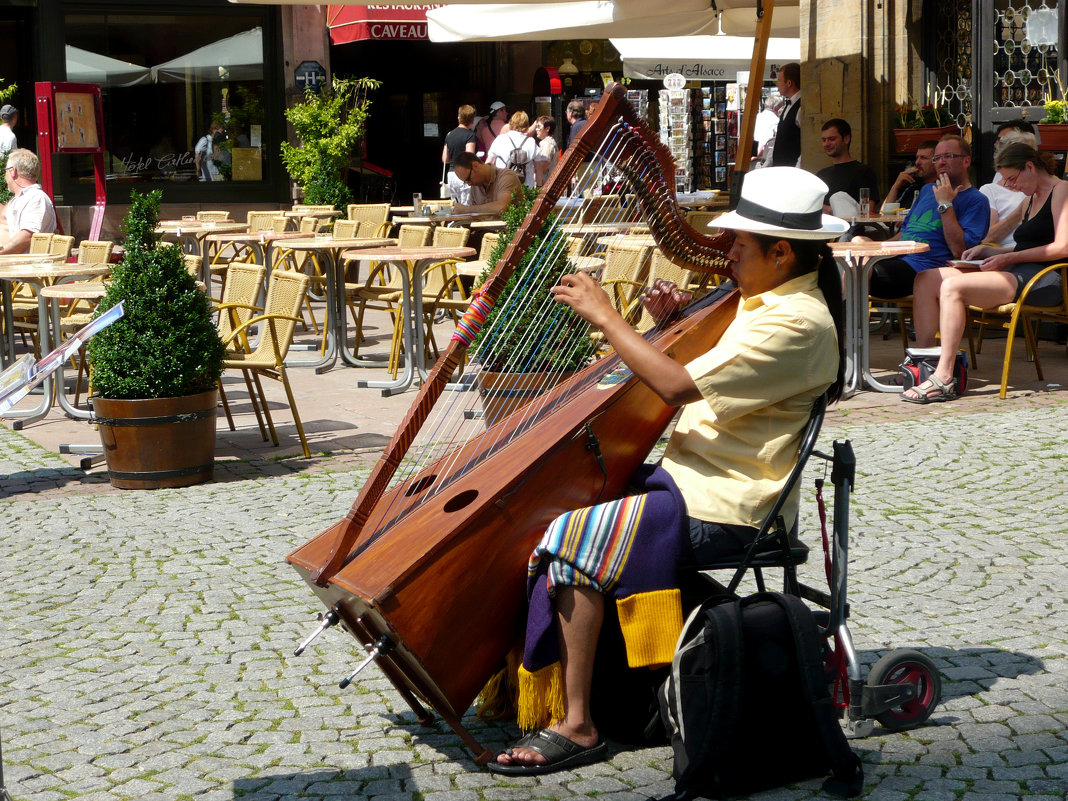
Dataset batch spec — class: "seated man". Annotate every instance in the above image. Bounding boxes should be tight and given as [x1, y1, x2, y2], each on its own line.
[862, 135, 989, 299]
[816, 118, 880, 212]
[450, 151, 523, 216]
[1, 148, 57, 255]
[882, 140, 937, 210]
[488, 168, 847, 775]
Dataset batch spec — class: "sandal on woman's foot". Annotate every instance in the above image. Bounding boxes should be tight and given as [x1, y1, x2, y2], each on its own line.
[902, 373, 957, 404]
[486, 728, 607, 775]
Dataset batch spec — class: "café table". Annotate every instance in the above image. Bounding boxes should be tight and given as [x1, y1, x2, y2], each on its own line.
[829, 240, 929, 398]
[454, 254, 606, 280]
[391, 211, 502, 234]
[340, 245, 476, 395]
[202, 230, 309, 277]
[156, 220, 248, 285]
[849, 211, 909, 238]
[675, 190, 725, 210]
[0, 253, 65, 366]
[0, 262, 110, 425]
[279, 236, 398, 373]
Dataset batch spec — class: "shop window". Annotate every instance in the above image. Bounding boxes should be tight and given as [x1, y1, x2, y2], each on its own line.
[64, 11, 267, 185]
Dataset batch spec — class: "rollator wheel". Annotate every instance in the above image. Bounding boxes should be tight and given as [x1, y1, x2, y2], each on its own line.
[867, 648, 941, 731]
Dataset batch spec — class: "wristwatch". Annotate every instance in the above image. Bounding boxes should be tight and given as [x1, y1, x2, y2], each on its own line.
[937, 202, 952, 214]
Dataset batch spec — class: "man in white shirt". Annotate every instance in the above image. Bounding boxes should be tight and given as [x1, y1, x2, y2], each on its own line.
[0, 105, 17, 159]
[1, 149, 58, 255]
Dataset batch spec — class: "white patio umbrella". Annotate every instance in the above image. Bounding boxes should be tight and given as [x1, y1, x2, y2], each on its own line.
[65, 45, 151, 87]
[150, 27, 264, 83]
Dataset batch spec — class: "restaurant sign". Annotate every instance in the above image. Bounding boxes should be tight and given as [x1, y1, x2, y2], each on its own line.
[328, 5, 443, 44]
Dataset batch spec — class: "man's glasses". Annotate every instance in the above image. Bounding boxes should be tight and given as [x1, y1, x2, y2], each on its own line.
[932, 154, 964, 163]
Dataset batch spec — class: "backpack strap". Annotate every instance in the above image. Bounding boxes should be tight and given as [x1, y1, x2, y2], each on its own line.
[747, 593, 863, 798]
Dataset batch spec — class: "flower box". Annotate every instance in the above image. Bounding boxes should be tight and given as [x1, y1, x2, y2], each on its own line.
[1036, 124, 1068, 151]
[892, 125, 957, 154]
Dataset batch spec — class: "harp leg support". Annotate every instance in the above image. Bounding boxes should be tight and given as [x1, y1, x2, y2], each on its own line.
[340, 635, 395, 689]
[294, 607, 341, 656]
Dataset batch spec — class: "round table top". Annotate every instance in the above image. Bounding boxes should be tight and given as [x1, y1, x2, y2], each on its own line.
[39, 282, 108, 300]
[284, 236, 397, 252]
[394, 212, 501, 225]
[855, 212, 910, 224]
[284, 209, 339, 218]
[204, 230, 309, 244]
[156, 221, 247, 235]
[829, 240, 929, 258]
[0, 253, 65, 266]
[0, 262, 111, 281]
[596, 235, 657, 250]
[560, 222, 648, 235]
[341, 245, 476, 263]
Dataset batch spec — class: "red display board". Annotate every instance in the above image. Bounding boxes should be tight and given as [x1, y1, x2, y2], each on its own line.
[35, 82, 108, 239]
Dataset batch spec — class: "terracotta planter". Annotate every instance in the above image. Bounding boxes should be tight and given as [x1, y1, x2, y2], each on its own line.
[893, 125, 956, 154]
[92, 390, 218, 489]
[476, 370, 574, 428]
[1036, 124, 1068, 151]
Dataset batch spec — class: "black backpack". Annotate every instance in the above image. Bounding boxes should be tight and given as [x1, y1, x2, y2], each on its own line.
[657, 591, 863, 800]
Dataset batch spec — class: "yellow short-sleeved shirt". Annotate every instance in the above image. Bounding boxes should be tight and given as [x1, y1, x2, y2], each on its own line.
[662, 271, 838, 528]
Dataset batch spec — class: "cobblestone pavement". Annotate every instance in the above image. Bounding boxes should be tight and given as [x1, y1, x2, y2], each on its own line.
[2, 396, 1068, 801]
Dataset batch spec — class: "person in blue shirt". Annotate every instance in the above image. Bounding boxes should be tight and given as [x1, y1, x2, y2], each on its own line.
[859, 135, 990, 299]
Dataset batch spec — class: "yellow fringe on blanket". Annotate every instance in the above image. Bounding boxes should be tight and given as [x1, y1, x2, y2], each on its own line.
[616, 588, 684, 668]
[516, 661, 565, 731]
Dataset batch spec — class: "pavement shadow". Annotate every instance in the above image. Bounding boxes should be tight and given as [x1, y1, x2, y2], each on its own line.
[0, 466, 109, 498]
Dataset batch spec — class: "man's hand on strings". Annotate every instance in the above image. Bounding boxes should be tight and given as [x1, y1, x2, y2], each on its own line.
[641, 279, 691, 326]
[551, 271, 618, 330]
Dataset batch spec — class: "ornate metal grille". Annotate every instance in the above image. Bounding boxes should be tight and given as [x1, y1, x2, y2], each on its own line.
[930, 0, 974, 131]
[992, 1, 1063, 109]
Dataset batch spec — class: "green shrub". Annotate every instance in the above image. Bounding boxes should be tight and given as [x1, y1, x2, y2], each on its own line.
[471, 187, 597, 374]
[1040, 100, 1066, 124]
[87, 189, 224, 399]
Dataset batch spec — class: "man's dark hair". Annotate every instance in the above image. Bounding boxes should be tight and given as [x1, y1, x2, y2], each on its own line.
[821, 118, 851, 141]
[453, 151, 480, 170]
[781, 62, 800, 89]
[917, 140, 939, 152]
[995, 119, 1035, 137]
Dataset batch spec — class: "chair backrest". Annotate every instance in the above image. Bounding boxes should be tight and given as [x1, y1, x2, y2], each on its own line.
[29, 232, 53, 254]
[347, 202, 390, 226]
[398, 224, 431, 249]
[252, 269, 311, 363]
[478, 232, 501, 261]
[601, 240, 651, 284]
[581, 194, 623, 224]
[432, 226, 470, 248]
[247, 210, 283, 232]
[685, 211, 721, 232]
[217, 261, 267, 343]
[50, 234, 75, 259]
[271, 216, 290, 235]
[423, 199, 453, 213]
[197, 210, 231, 222]
[332, 219, 360, 239]
[183, 254, 202, 277]
[299, 216, 326, 234]
[78, 240, 114, 264]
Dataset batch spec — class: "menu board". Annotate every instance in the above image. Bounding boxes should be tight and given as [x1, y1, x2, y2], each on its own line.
[54, 91, 101, 150]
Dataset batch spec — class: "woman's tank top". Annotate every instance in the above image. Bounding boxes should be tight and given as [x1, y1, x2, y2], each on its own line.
[1012, 188, 1057, 256]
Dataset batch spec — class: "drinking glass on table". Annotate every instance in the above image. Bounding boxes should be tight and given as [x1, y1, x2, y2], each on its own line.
[858, 188, 871, 217]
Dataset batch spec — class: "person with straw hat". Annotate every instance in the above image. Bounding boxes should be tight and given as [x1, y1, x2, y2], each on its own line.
[487, 167, 848, 776]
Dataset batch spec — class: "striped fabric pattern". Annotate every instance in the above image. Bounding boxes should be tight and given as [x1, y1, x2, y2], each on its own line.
[529, 493, 648, 593]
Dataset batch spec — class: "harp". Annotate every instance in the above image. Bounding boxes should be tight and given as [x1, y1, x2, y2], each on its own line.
[289, 83, 739, 762]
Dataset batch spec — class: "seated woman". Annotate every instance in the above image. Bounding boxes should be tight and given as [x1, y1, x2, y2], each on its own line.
[905, 143, 1068, 403]
[487, 168, 847, 775]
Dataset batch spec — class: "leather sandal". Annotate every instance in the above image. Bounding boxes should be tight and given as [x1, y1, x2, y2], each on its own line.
[486, 728, 608, 775]
[901, 373, 957, 404]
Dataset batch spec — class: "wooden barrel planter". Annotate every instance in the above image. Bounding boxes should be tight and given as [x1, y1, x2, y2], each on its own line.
[92, 389, 218, 489]
[476, 370, 573, 428]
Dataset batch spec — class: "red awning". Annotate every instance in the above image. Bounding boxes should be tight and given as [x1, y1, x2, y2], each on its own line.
[328, 5, 443, 45]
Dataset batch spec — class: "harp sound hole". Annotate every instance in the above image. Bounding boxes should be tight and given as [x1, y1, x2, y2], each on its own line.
[405, 474, 437, 496]
[443, 489, 478, 513]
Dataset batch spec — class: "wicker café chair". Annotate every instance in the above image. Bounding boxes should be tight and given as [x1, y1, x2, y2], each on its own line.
[247, 210, 284, 233]
[599, 239, 652, 324]
[28, 232, 53, 254]
[196, 210, 232, 222]
[346, 203, 391, 238]
[965, 262, 1068, 399]
[633, 250, 696, 332]
[220, 269, 311, 459]
[411, 226, 472, 365]
[214, 261, 267, 356]
[77, 240, 114, 264]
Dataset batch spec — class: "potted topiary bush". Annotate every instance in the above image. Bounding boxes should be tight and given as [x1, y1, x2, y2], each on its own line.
[471, 187, 598, 424]
[86, 189, 225, 489]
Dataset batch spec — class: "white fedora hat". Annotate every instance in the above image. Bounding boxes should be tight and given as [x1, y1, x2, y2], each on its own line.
[712, 167, 849, 240]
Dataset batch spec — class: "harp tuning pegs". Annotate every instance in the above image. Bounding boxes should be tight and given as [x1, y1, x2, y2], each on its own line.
[294, 607, 340, 656]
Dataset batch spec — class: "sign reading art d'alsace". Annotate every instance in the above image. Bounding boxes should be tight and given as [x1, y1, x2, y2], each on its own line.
[328, 5, 444, 42]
